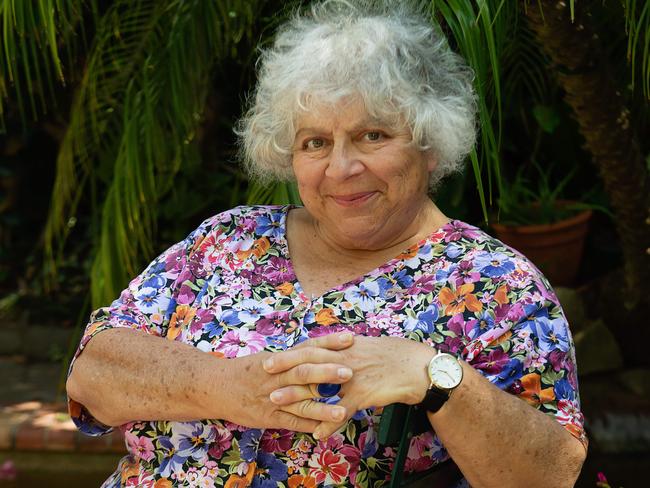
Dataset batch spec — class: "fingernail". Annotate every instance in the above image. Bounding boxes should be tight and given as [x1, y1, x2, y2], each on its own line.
[269, 391, 283, 403]
[313, 429, 321, 440]
[338, 367, 352, 379]
[339, 333, 353, 343]
[332, 407, 346, 420]
[263, 357, 274, 371]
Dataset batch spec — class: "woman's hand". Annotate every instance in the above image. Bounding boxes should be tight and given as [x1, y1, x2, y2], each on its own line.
[225, 332, 356, 433]
[262, 334, 436, 439]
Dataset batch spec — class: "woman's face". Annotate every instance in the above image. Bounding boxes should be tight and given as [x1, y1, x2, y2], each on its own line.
[291, 98, 436, 250]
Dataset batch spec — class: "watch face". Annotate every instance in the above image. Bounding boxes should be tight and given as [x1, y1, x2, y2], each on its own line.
[429, 353, 463, 389]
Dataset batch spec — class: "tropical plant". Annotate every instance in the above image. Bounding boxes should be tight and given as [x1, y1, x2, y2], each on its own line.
[1, 0, 648, 311]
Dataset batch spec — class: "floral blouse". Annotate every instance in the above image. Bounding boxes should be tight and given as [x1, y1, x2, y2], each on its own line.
[68, 205, 587, 488]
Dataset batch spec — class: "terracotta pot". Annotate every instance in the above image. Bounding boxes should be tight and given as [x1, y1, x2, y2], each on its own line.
[491, 207, 592, 286]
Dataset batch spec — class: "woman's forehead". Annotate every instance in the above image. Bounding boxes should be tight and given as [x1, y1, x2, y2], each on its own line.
[293, 96, 403, 133]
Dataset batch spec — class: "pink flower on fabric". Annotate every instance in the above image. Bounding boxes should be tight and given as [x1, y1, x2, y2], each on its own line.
[260, 429, 294, 452]
[207, 423, 233, 458]
[216, 328, 266, 358]
[125, 431, 155, 462]
[308, 449, 350, 485]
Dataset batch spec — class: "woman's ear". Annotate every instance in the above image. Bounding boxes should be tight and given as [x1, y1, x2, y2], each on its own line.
[426, 154, 437, 173]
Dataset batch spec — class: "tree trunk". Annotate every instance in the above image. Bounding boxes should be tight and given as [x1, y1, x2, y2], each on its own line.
[524, 0, 650, 309]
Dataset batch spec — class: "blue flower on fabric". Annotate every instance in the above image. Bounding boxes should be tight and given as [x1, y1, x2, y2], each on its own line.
[445, 242, 463, 259]
[517, 304, 549, 333]
[236, 299, 273, 323]
[206, 309, 241, 338]
[344, 281, 380, 312]
[172, 422, 217, 461]
[377, 269, 413, 296]
[134, 286, 168, 313]
[554, 378, 575, 401]
[473, 251, 516, 278]
[404, 304, 439, 334]
[256, 212, 284, 239]
[143, 274, 166, 290]
[240, 429, 263, 462]
[158, 436, 189, 478]
[535, 316, 569, 353]
[492, 358, 523, 389]
[252, 452, 288, 486]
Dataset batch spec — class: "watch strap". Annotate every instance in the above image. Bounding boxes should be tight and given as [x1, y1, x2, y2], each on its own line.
[419, 384, 450, 413]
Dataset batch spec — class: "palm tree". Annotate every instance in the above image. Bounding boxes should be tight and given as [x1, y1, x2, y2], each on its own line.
[1, 0, 648, 312]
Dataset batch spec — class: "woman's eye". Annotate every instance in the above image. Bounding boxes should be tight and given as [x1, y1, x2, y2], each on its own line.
[304, 138, 325, 150]
[364, 131, 382, 141]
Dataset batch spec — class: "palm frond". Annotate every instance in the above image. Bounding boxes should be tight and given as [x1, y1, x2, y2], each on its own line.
[0, 0, 93, 129]
[44, 0, 264, 307]
[624, 0, 650, 99]
[431, 0, 518, 221]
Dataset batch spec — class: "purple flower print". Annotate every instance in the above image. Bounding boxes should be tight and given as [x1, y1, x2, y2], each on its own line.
[216, 329, 266, 358]
[473, 349, 511, 375]
[444, 220, 482, 242]
[134, 286, 168, 314]
[124, 431, 155, 462]
[260, 429, 294, 453]
[207, 423, 233, 458]
[256, 311, 289, 336]
[172, 422, 217, 461]
[449, 260, 481, 286]
[265, 256, 294, 284]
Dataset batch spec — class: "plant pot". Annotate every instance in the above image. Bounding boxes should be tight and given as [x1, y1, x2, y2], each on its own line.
[491, 207, 592, 286]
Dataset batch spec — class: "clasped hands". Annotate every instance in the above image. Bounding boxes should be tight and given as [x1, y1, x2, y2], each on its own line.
[244, 331, 435, 440]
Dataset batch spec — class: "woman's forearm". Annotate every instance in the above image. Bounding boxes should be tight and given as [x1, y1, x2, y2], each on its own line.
[66, 328, 238, 426]
[428, 361, 586, 488]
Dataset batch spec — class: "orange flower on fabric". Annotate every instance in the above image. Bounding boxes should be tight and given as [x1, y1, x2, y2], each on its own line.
[439, 283, 483, 315]
[167, 305, 196, 341]
[276, 282, 294, 296]
[396, 245, 419, 260]
[288, 474, 318, 488]
[494, 285, 509, 305]
[315, 308, 339, 326]
[224, 462, 256, 488]
[519, 373, 555, 406]
[154, 479, 173, 488]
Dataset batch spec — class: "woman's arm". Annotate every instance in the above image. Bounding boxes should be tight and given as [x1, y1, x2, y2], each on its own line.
[264, 335, 586, 488]
[66, 327, 353, 431]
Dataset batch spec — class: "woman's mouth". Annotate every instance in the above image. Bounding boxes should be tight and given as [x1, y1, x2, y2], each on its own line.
[331, 191, 377, 207]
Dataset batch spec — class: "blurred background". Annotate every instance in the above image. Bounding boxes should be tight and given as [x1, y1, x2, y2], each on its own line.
[0, 1, 648, 486]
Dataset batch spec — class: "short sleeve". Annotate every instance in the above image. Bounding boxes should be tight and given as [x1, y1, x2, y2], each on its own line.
[462, 276, 588, 450]
[67, 215, 220, 436]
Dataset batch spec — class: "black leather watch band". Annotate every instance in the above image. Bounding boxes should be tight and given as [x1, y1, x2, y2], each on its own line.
[419, 386, 450, 413]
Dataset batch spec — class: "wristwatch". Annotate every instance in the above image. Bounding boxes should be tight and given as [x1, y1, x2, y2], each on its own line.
[419, 351, 463, 413]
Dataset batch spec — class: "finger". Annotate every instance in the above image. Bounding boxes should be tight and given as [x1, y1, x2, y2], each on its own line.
[270, 381, 343, 405]
[295, 332, 354, 350]
[273, 362, 352, 389]
[280, 399, 347, 424]
[271, 410, 320, 433]
[313, 397, 358, 440]
[263, 346, 349, 373]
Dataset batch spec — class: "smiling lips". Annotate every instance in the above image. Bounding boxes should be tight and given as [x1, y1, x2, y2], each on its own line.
[330, 191, 377, 207]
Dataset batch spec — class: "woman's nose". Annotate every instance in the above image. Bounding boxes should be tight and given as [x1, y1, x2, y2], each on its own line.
[325, 141, 364, 180]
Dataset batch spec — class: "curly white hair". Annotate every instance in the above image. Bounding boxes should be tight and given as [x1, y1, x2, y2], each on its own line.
[237, 0, 477, 189]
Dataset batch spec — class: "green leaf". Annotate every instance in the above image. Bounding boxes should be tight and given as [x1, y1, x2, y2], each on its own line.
[532, 104, 561, 133]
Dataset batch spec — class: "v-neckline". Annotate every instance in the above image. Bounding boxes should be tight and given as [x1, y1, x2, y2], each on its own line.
[277, 204, 456, 302]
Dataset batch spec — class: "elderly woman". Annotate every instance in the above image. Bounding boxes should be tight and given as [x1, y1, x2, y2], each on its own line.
[66, 1, 587, 487]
